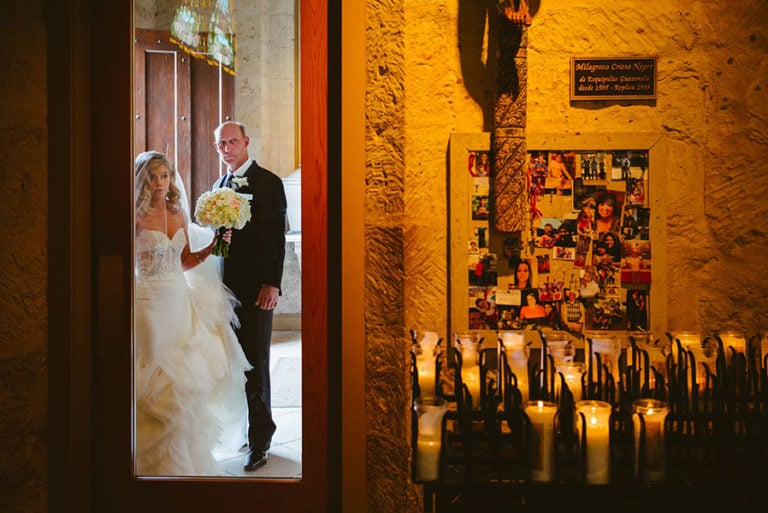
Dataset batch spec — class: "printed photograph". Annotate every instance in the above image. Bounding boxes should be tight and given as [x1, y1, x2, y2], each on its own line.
[625, 289, 649, 331]
[555, 245, 576, 261]
[586, 297, 626, 331]
[529, 151, 549, 194]
[471, 291, 498, 329]
[505, 258, 535, 289]
[594, 260, 619, 289]
[540, 301, 561, 329]
[543, 151, 575, 195]
[572, 179, 605, 213]
[580, 152, 608, 181]
[538, 277, 565, 302]
[535, 218, 561, 248]
[554, 219, 577, 247]
[536, 254, 551, 274]
[579, 266, 601, 300]
[501, 236, 522, 265]
[592, 231, 622, 265]
[496, 305, 521, 330]
[472, 194, 490, 221]
[593, 189, 625, 236]
[476, 151, 491, 177]
[469, 150, 491, 177]
[474, 225, 489, 249]
[622, 206, 651, 240]
[620, 240, 651, 284]
[468, 305, 491, 330]
[468, 252, 497, 287]
[611, 150, 648, 181]
[626, 178, 646, 207]
[519, 288, 547, 325]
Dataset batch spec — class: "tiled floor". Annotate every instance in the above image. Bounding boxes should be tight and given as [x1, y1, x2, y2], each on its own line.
[218, 331, 303, 479]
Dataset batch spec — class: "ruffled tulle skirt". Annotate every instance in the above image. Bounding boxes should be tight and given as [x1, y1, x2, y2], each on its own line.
[135, 225, 251, 476]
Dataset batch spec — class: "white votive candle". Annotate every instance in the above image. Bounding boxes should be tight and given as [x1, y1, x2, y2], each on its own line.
[462, 362, 482, 407]
[670, 331, 710, 399]
[506, 348, 529, 404]
[587, 334, 622, 388]
[632, 399, 669, 483]
[576, 400, 612, 485]
[525, 400, 557, 483]
[413, 398, 448, 482]
[415, 438, 441, 481]
[547, 333, 574, 366]
[501, 331, 525, 350]
[717, 331, 746, 366]
[416, 351, 437, 399]
[458, 336, 482, 408]
[555, 362, 585, 402]
[628, 332, 667, 390]
[671, 332, 701, 362]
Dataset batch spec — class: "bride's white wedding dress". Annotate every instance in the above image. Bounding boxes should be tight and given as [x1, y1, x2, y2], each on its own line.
[134, 224, 251, 476]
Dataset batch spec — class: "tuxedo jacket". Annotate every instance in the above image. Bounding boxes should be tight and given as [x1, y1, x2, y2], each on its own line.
[214, 162, 287, 306]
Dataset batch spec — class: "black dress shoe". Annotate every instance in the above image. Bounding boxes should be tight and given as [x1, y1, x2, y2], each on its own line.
[244, 450, 268, 471]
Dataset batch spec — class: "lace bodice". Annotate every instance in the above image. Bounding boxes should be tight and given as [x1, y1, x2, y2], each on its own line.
[135, 228, 186, 279]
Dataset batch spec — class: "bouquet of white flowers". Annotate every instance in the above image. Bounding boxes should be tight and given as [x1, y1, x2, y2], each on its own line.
[194, 187, 251, 257]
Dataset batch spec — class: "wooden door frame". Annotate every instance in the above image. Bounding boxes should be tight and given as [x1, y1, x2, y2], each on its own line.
[47, 0, 336, 511]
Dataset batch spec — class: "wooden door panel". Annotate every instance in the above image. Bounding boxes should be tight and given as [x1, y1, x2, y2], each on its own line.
[134, 29, 192, 200]
[144, 51, 180, 159]
[135, 28, 234, 209]
[189, 57, 224, 201]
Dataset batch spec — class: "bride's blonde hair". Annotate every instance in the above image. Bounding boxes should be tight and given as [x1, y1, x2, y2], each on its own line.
[134, 151, 183, 216]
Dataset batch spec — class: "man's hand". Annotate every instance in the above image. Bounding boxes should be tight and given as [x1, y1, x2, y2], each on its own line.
[255, 285, 279, 310]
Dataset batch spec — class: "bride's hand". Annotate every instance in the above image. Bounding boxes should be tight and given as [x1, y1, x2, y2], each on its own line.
[219, 229, 232, 245]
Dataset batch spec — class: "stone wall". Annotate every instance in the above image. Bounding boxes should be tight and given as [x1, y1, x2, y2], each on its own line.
[363, 1, 768, 511]
[235, 0, 298, 175]
[0, 0, 48, 511]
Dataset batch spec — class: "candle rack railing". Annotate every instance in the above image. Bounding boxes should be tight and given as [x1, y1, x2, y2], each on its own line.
[409, 330, 768, 510]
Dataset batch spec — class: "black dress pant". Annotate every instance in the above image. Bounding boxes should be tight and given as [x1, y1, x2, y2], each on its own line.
[235, 304, 277, 452]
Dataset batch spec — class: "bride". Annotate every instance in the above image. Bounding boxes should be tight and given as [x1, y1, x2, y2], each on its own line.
[133, 151, 251, 476]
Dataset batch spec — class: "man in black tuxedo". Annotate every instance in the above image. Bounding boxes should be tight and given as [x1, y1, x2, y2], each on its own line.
[213, 121, 287, 471]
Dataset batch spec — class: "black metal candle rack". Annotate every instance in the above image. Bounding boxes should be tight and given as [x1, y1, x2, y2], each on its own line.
[409, 330, 768, 511]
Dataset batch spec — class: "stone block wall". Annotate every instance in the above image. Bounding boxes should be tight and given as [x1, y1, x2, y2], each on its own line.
[363, 1, 768, 511]
[0, 0, 48, 511]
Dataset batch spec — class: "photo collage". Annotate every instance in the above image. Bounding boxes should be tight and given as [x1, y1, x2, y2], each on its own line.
[466, 149, 651, 334]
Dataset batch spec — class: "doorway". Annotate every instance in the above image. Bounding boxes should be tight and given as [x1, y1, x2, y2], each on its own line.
[133, 2, 303, 480]
[50, 0, 333, 510]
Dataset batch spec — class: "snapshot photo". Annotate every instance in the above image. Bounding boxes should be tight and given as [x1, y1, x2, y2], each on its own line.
[621, 240, 651, 284]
